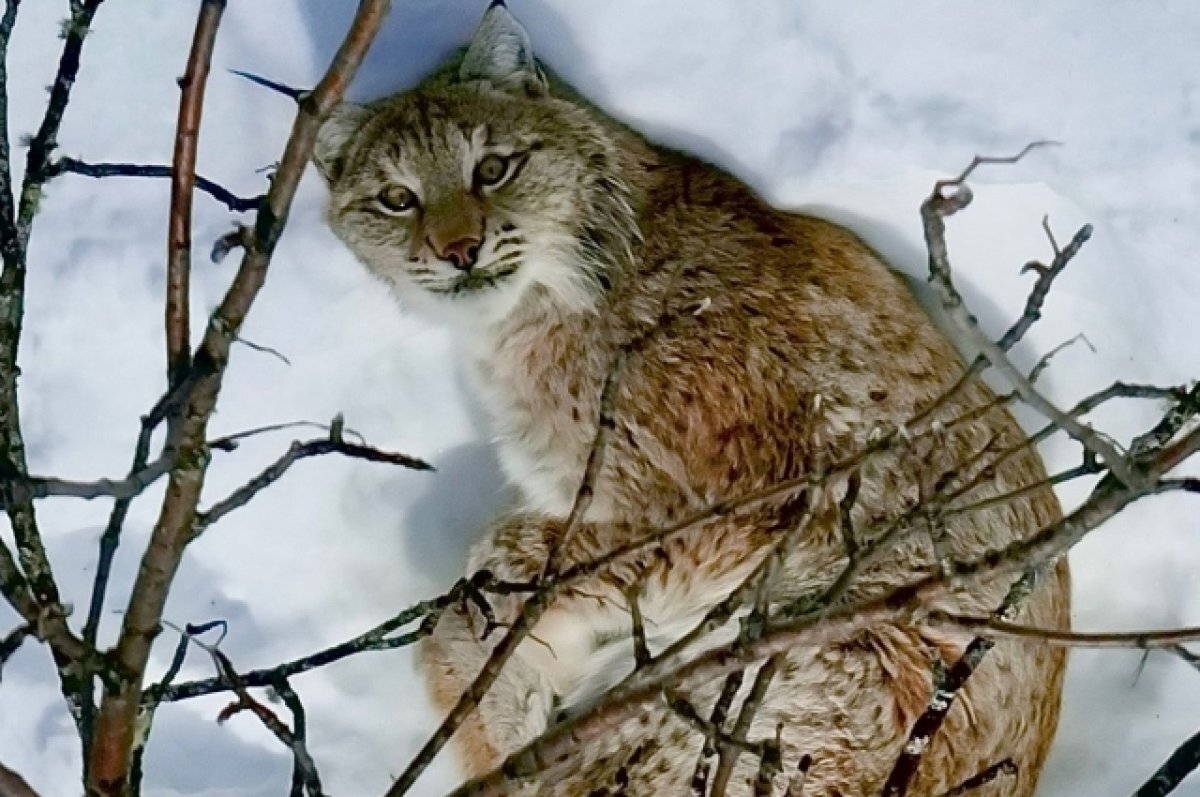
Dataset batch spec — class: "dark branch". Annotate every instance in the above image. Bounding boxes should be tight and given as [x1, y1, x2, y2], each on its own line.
[0, 0, 20, 252]
[17, 0, 104, 231]
[1134, 729, 1200, 797]
[86, 0, 392, 788]
[940, 759, 1017, 797]
[0, 758, 41, 797]
[50, 157, 262, 213]
[208, 648, 325, 796]
[0, 0, 105, 738]
[229, 68, 306, 102]
[166, 0, 226, 388]
[710, 654, 783, 797]
[0, 621, 29, 681]
[148, 575, 491, 704]
[194, 427, 432, 533]
[129, 620, 226, 795]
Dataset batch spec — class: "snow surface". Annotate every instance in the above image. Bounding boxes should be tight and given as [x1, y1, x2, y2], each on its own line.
[1, 1, 1198, 795]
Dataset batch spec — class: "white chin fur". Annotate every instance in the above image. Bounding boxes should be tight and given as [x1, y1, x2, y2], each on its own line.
[389, 237, 601, 331]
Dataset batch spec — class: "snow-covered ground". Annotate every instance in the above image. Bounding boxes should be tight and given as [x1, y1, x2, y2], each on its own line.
[1, 2, 1197, 795]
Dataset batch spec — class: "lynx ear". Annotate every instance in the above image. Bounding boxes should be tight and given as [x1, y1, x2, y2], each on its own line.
[459, 2, 546, 95]
[313, 102, 370, 183]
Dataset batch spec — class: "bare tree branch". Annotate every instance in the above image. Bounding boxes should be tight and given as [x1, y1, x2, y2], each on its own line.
[0, 621, 29, 682]
[751, 726, 783, 797]
[879, 567, 1040, 797]
[785, 755, 812, 797]
[146, 573, 518, 704]
[932, 613, 1200, 650]
[17, 0, 104, 231]
[922, 165, 1138, 487]
[939, 759, 1017, 797]
[129, 620, 226, 796]
[691, 671, 744, 796]
[1171, 645, 1200, 674]
[48, 158, 262, 212]
[445, 173, 1200, 797]
[0, 0, 20, 245]
[205, 647, 325, 796]
[710, 655, 783, 797]
[167, 0, 225, 387]
[0, 456, 172, 508]
[85, 1, 393, 790]
[1134, 729, 1200, 797]
[207, 419, 367, 452]
[271, 678, 312, 797]
[0, 0, 106, 733]
[386, 260, 696, 797]
[0, 758, 41, 797]
[194, 422, 431, 534]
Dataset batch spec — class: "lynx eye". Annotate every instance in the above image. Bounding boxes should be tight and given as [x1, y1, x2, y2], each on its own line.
[377, 185, 418, 213]
[474, 154, 511, 187]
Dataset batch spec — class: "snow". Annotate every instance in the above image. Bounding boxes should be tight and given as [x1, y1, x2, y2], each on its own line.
[1, 1, 1198, 795]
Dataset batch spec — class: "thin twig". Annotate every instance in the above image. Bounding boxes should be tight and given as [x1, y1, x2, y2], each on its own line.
[0, 454, 172, 508]
[1134, 729, 1200, 797]
[147, 574, 504, 703]
[85, 1, 391, 790]
[691, 671, 744, 796]
[167, 0, 226, 386]
[662, 691, 767, 758]
[16, 0, 104, 231]
[931, 141, 1060, 195]
[0, 759, 41, 797]
[129, 620, 226, 795]
[0, 0, 105, 736]
[388, 261, 695, 797]
[81, 378, 202, 756]
[235, 335, 292, 365]
[271, 678, 311, 797]
[230, 68, 306, 101]
[922, 150, 1137, 487]
[785, 755, 812, 797]
[933, 613, 1200, 650]
[0, 0, 20, 255]
[710, 654, 783, 797]
[206, 647, 325, 796]
[0, 621, 29, 681]
[1027, 333, 1093, 384]
[1172, 645, 1200, 675]
[207, 419, 366, 452]
[194, 430, 431, 533]
[51, 158, 262, 213]
[1130, 383, 1200, 459]
[939, 759, 1017, 797]
[626, 585, 650, 668]
[448, 412, 1198, 797]
[751, 726, 784, 797]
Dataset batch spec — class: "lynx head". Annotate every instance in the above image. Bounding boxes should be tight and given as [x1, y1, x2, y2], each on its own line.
[314, 2, 638, 326]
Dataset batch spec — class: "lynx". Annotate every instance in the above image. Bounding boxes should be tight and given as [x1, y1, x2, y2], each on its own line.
[314, 4, 1069, 795]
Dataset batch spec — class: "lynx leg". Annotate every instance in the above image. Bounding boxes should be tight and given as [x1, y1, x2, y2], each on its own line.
[417, 602, 555, 777]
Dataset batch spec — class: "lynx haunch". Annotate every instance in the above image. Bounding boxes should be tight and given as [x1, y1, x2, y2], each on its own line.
[314, 5, 1069, 795]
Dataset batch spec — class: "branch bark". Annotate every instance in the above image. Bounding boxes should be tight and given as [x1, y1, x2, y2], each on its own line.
[50, 158, 262, 212]
[0, 0, 105, 733]
[1134, 729, 1200, 797]
[167, 0, 225, 387]
[84, 2, 392, 792]
[0, 759, 41, 797]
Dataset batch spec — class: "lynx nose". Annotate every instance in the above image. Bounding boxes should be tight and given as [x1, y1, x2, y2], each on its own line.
[430, 234, 483, 272]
